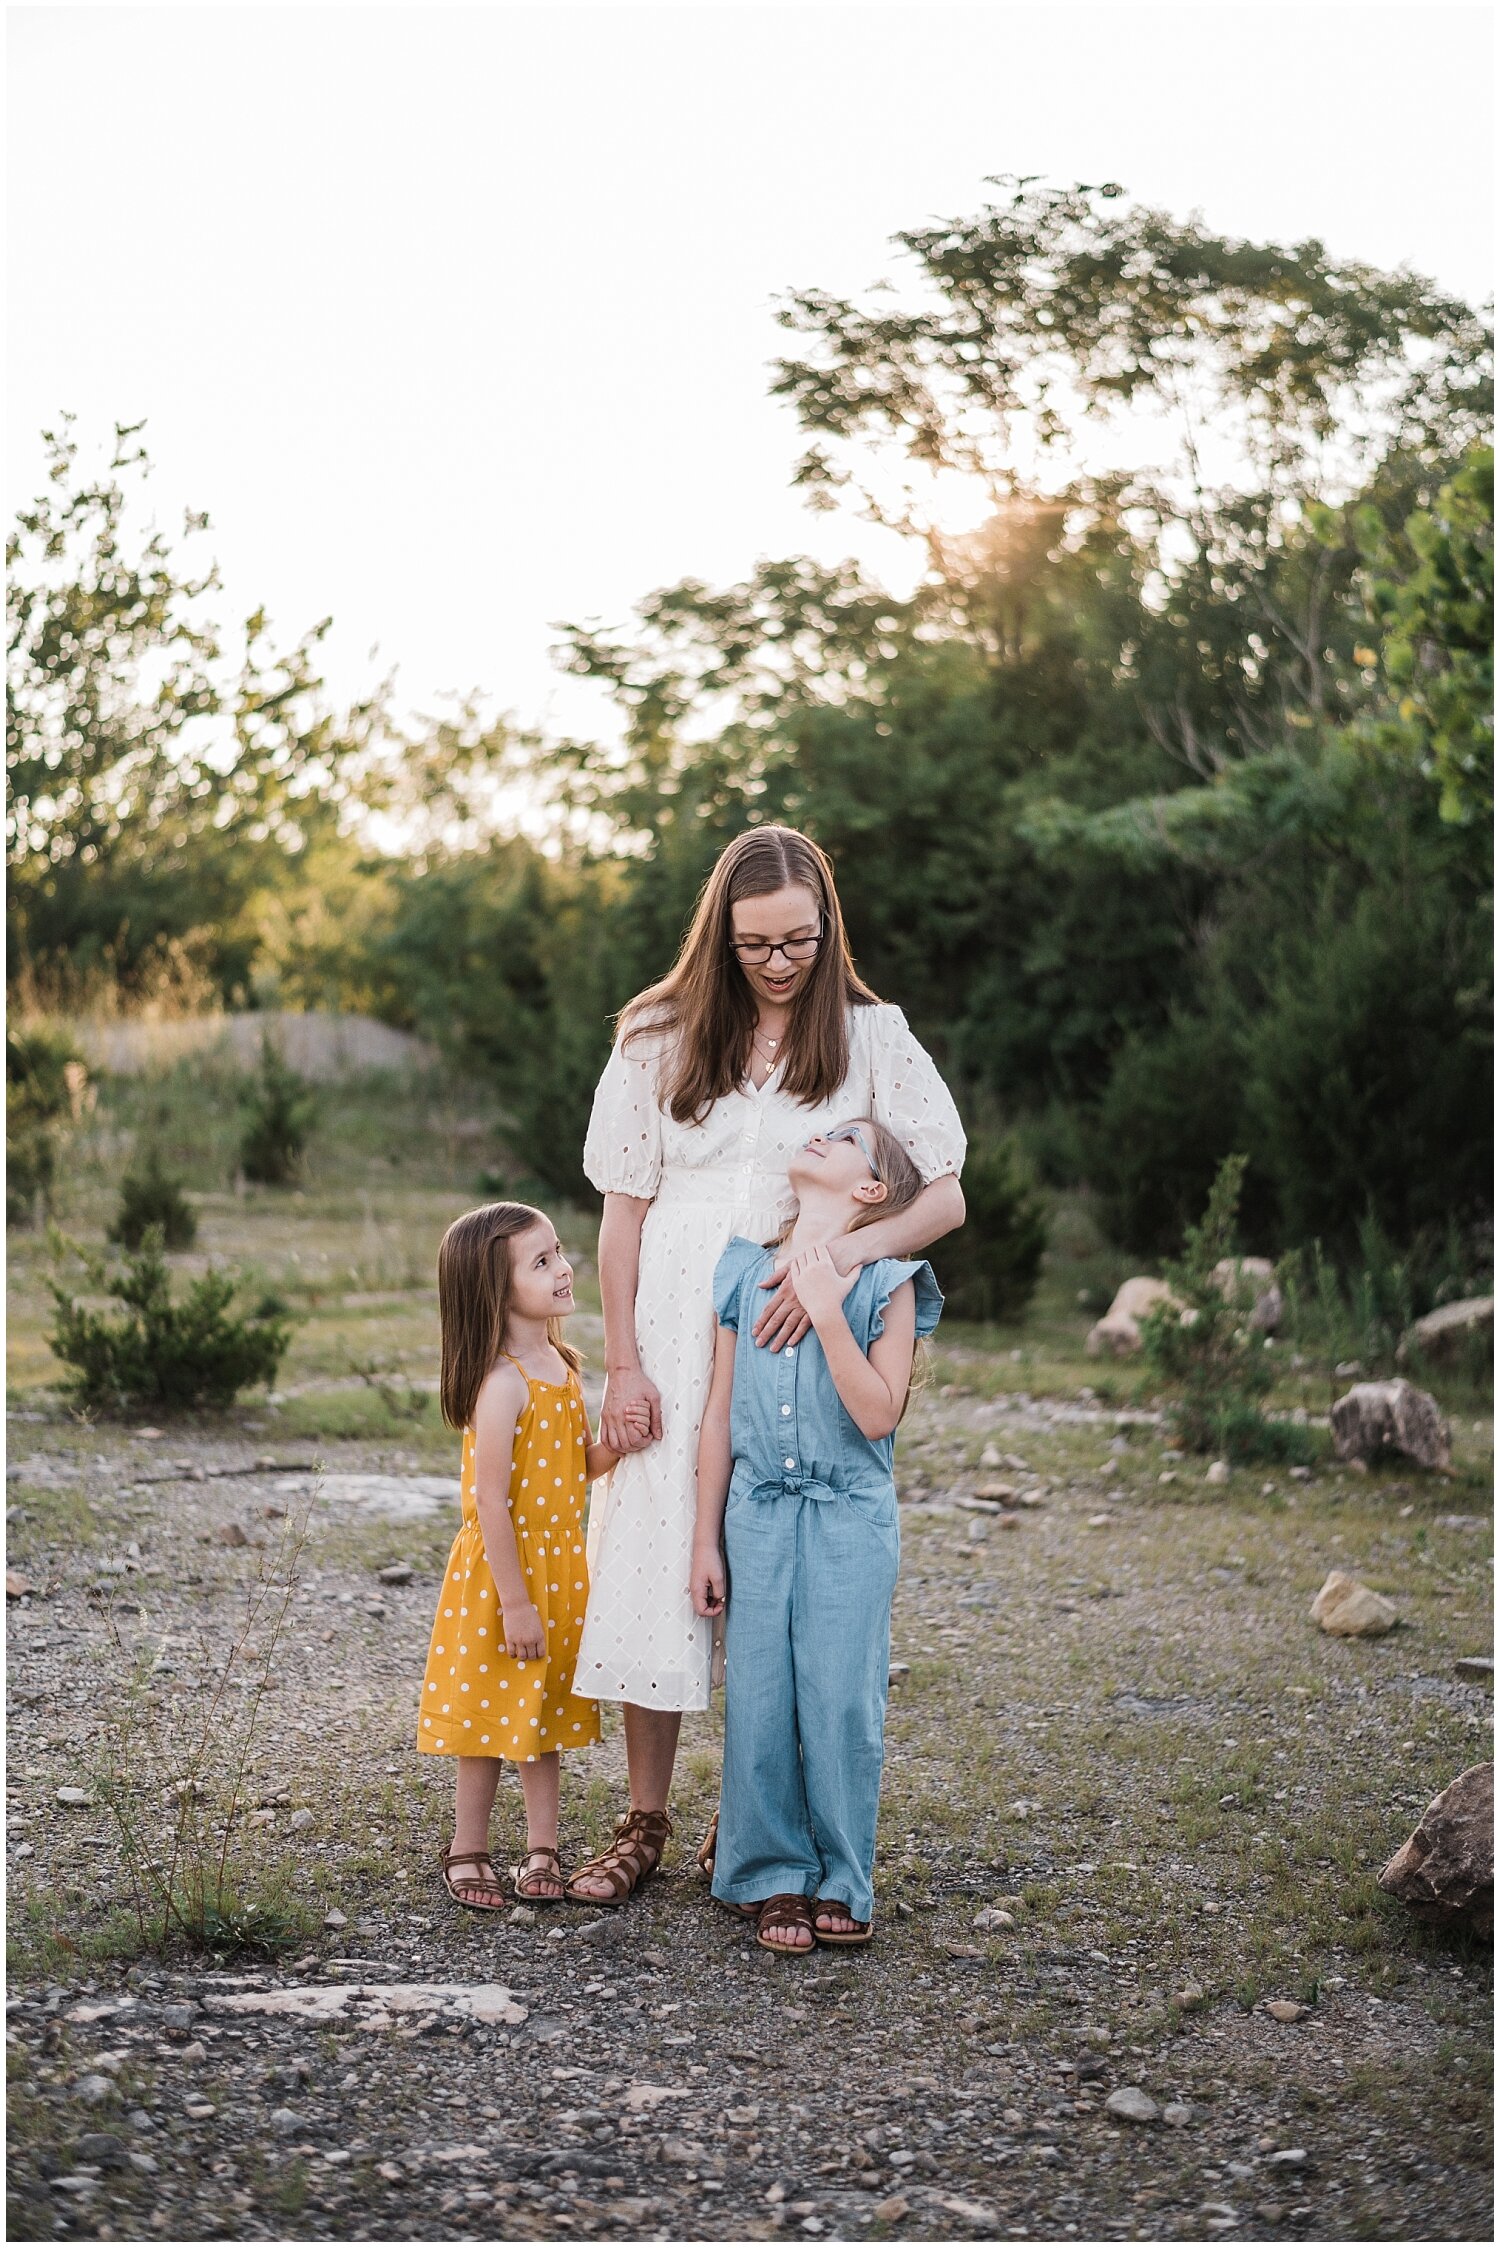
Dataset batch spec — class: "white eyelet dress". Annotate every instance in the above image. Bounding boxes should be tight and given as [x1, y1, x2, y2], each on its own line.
[576, 1001, 966, 1712]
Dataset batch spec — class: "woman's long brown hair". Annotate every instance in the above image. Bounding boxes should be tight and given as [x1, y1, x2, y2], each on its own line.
[437, 1202, 582, 1431]
[620, 826, 880, 1123]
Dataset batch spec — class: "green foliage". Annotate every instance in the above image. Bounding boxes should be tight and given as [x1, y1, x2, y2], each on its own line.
[1356, 448, 1494, 827]
[238, 1036, 317, 1186]
[1141, 1155, 1314, 1464]
[1280, 1213, 1490, 1383]
[108, 1148, 198, 1250]
[6, 1025, 85, 1225]
[930, 1136, 1048, 1323]
[1086, 1008, 1255, 1256]
[47, 1231, 292, 1414]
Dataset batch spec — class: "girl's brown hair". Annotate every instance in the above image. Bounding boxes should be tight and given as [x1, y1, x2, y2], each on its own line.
[437, 1202, 581, 1431]
[621, 826, 880, 1123]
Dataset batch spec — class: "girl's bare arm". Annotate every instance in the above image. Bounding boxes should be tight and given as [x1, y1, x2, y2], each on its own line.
[471, 1366, 544, 1658]
[689, 1325, 737, 1614]
[807, 1278, 917, 1441]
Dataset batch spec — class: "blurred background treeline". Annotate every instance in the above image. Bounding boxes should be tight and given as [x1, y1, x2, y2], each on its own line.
[7, 182, 1493, 1302]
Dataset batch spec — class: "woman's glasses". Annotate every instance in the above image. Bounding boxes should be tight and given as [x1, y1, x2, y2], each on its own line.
[729, 922, 824, 967]
[824, 1123, 880, 1178]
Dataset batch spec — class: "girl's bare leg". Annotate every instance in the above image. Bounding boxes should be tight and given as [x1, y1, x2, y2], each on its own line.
[516, 1752, 563, 1899]
[445, 1756, 505, 1905]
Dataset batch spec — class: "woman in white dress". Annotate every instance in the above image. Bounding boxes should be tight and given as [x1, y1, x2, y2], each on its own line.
[564, 825, 966, 1905]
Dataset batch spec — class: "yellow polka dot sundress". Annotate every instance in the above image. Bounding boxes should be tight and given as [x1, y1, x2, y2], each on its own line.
[416, 1363, 601, 1763]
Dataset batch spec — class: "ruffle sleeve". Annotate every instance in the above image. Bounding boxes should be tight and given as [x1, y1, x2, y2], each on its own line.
[712, 1238, 769, 1331]
[582, 1021, 667, 1198]
[863, 1004, 966, 1184]
[864, 1257, 945, 1346]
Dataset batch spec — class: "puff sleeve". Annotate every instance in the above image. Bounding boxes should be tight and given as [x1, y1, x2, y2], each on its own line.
[864, 1257, 945, 1346]
[865, 1005, 966, 1183]
[712, 1239, 765, 1331]
[582, 1025, 666, 1199]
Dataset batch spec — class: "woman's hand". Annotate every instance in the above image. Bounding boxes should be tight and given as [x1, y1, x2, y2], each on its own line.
[788, 1240, 858, 1322]
[601, 1366, 662, 1453]
[752, 1232, 859, 1350]
[689, 1541, 727, 1618]
[500, 1598, 546, 1662]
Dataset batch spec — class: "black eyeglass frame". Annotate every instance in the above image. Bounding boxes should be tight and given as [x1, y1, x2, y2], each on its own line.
[728, 919, 826, 967]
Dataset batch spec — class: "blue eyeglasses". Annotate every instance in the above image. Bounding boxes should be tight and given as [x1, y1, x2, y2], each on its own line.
[824, 1123, 880, 1178]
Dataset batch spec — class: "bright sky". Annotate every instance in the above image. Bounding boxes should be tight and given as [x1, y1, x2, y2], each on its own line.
[8, 1, 1494, 748]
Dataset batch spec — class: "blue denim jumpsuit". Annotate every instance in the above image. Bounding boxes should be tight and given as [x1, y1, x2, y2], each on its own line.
[708, 1237, 943, 1922]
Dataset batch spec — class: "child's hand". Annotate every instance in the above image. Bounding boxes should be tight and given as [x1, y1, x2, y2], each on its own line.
[621, 1399, 653, 1436]
[788, 1239, 857, 1321]
[689, 1541, 726, 1618]
[500, 1598, 546, 1662]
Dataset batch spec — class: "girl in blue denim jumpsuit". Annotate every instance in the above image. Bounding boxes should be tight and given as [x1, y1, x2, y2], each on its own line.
[690, 1117, 943, 1953]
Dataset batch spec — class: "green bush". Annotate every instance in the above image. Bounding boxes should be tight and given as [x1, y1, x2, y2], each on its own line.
[930, 1134, 1048, 1323]
[6, 1027, 85, 1226]
[1141, 1153, 1315, 1466]
[1085, 1007, 1262, 1257]
[48, 1231, 292, 1414]
[238, 1036, 317, 1186]
[108, 1149, 198, 1250]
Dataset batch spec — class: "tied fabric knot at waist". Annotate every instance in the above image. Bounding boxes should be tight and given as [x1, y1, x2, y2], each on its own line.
[742, 1473, 847, 1507]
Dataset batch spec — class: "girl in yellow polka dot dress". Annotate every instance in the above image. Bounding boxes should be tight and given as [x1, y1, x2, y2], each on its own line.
[419, 1202, 646, 1908]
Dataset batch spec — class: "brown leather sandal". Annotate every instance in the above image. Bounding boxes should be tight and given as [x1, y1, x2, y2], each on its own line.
[812, 1897, 873, 1946]
[756, 1893, 815, 1955]
[441, 1847, 508, 1912]
[512, 1846, 565, 1904]
[563, 1808, 673, 1907]
[696, 1810, 719, 1883]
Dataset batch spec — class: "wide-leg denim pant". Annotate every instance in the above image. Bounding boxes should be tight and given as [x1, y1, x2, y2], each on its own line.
[711, 1477, 899, 1924]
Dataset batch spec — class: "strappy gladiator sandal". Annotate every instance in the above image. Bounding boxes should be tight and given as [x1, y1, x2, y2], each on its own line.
[563, 1808, 673, 1908]
[756, 1893, 816, 1955]
[441, 1847, 509, 1912]
[512, 1846, 565, 1905]
[811, 1897, 874, 1947]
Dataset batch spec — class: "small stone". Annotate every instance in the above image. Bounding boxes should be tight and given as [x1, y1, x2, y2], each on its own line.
[1266, 2148, 1308, 2167]
[12, 1841, 33, 1859]
[1264, 1999, 1310, 2023]
[184, 2099, 216, 2120]
[1158, 1471, 1177, 1486]
[159, 2004, 198, 2032]
[56, 1787, 92, 1808]
[215, 1522, 249, 1547]
[873, 2196, 909, 2223]
[1206, 1460, 1230, 1485]
[1087, 1512, 1112, 1527]
[270, 2108, 301, 2133]
[943, 1942, 984, 1960]
[765, 2182, 787, 2204]
[76, 2135, 124, 2169]
[575, 1917, 610, 1942]
[378, 1562, 414, 1585]
[1454, 1657, 1493, 1682]
[972, 1907, 1016, 1932]
[1104, 2086, 1160, 2124]
[510, 1905, 537, 1928]
[1172, 1985, 1206, 2011]
[640, 1949, 668, 1968]
[1290, 1465, 1312, 1480]
[1162, 2103, 1194, 2127]
[887, 1663, 910, 1684]
[178, 2040, 207, 2063]
[50, 2177, 98, 2196]
[75, 2074, 115, 2105]
[323, 1908, 348, 1929]
[378, 2162, 403, 2182]
[980, 1445, 1002, 1468]
[128, 2153, 159, 2175]
[1002, 2108, 1024, 2128]
[288, 1807, 315, 1832]
[6, 1570, 37, 1598]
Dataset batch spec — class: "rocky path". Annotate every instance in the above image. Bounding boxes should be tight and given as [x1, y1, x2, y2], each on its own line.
[6, 1393, 1493, 2243]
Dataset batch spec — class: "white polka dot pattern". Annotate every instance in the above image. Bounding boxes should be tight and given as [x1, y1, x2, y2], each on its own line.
[577, 1001, 964, 1711]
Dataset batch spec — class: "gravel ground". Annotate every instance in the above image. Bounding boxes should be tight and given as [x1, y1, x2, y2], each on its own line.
[6, 1383, 1493, 2244]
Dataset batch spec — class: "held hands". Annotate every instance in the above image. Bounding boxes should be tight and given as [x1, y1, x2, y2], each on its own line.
[751, 1234, 856, 1350]
[601, 1368, 662, 1454]
[689, 1540, 727, 1619]
[500, 1598, 546, 1663]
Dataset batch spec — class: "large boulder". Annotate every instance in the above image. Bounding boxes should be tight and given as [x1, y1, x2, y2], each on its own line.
[1378, 1762, 1494, 1937]
[1330, 1379, 1452, 1472]
[1398, 1295, 1494, 1370]
[1310, 1569, 1398, 1637]
[1087, 1278, 1182, 1359]
[1210, 1256, 1283, 1333]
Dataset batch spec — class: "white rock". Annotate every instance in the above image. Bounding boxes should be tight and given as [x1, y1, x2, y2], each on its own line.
[1104, 2086, 1160, 2124]
[1162, 2102, 1194, 2126]
[288, 1808, 315, 1833]
[1087, 1279, 1182, 1359]
[323, 1908, 348, 1929]
[57, 1787, 92, 1808]
[1310, 1571, 1398, 1638]
[1206, 1460, 1230, 1486]
[75, 2075, 115, 2105]
[972, 1907, 1016, 1932]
